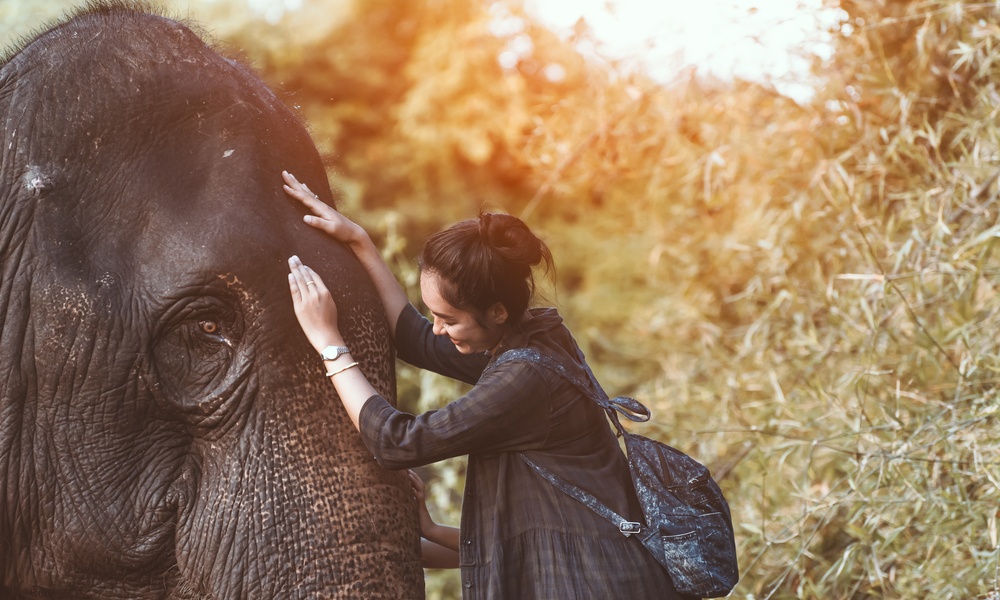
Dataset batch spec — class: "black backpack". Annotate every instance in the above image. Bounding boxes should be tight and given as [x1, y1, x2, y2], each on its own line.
[491, 348, 739, 598]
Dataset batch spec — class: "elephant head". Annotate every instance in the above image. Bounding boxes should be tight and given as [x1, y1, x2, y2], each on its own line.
[0, 3, 423, 598]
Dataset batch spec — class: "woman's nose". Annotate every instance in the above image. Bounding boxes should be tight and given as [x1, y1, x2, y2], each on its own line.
[432, 317, 444, 336]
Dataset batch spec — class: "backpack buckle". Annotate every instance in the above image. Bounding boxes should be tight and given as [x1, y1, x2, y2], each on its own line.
[619, 521, 642, 536]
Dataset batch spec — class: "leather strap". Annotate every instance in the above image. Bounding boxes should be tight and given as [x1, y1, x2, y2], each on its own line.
[517, 452, 642, 536]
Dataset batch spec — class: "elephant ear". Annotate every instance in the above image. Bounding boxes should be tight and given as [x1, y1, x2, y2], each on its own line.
[151, 293, 251, 428]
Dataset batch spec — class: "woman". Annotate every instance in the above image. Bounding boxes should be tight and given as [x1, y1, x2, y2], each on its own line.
[282, 171, 689, 599]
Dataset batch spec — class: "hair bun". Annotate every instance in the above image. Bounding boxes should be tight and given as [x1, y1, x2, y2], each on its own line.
[479, 211, 544, 268]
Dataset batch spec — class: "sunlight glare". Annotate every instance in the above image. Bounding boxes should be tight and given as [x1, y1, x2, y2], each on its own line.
[525, 0, 842, 101]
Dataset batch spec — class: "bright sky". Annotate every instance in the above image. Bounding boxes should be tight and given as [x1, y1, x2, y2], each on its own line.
[524, 0, 842, 101]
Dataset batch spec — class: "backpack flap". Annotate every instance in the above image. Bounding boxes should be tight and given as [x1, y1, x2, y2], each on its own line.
[625, 433, 739, 598]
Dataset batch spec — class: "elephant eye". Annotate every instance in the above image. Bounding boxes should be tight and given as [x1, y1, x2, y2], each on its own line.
[195, 319, 233, 348]
[153, 300, 244, 415]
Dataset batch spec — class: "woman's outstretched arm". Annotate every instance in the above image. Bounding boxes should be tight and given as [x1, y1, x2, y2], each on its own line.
[288, 255, 378, 430]
[282, 170, 409, 336]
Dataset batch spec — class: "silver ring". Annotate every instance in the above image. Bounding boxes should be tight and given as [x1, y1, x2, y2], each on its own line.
[313, 194, 318, 200]
[305, 281, 316, 286]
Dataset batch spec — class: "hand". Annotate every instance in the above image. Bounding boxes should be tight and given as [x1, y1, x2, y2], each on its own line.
[287, 255, 343, 354]
[407, 469, 438, 538]
[282, 171, 370, 252]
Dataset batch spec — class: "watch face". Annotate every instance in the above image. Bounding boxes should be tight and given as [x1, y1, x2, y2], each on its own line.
[322, 346, 347, 360]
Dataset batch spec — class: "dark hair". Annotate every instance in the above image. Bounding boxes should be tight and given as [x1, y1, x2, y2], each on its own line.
[420, 212, 554, 327]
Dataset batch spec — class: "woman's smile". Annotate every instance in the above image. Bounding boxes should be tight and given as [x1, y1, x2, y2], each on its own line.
[420, 271, 504, 354]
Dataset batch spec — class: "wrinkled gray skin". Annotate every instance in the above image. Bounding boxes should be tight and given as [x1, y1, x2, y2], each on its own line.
[0, 3, 423, 598]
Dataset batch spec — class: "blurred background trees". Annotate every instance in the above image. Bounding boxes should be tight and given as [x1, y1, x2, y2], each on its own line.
[4, 0, 1000, 597]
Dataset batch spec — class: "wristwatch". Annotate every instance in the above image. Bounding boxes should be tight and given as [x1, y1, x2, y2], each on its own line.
[320, 345, 351, 362]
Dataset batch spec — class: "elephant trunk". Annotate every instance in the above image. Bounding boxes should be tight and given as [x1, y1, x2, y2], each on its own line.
[173, 373, 424, 599]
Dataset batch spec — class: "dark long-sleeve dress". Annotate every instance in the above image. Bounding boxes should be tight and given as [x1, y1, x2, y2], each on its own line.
[358, 304, 692, 600]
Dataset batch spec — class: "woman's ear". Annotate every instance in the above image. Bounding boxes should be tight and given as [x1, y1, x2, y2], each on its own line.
[490, 303, 509, 326]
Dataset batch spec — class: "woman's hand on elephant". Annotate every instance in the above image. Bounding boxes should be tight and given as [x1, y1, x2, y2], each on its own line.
[407, 470, 438, 538]
[287, 255, 343, 354]
[282, 170, 409, 340]
[407, 470, 460, 557]
[282, 171, 370, 252]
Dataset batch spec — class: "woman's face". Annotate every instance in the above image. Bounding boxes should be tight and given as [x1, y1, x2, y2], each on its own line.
[420, 272, 506, 354]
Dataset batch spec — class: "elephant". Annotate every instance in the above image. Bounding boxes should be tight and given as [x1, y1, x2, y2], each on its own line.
[0, 2, 423, 598]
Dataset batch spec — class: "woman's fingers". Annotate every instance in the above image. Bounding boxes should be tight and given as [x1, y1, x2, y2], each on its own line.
[302, 265, 330, 295]
[282, 170, 337, 216]
[303, 215, 339, 238]
[287, 255, 315, 299]
[407, 469, 426, 498]
[288, 257, 332, 299]
[283, 182, 321, 205]
[282, 170, 311, 195]
[289, 187, 334, 217]
[281, 170, 313, 200]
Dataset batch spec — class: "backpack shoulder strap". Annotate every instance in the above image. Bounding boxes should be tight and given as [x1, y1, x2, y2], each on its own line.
[517, 452, 643, 537]
[491, 348, 652, 428]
